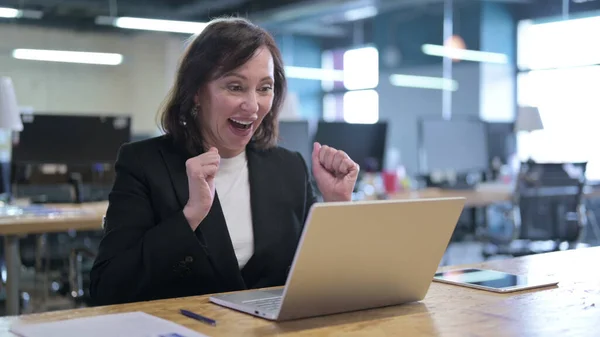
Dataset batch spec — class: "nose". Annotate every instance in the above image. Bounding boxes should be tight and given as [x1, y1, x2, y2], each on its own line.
[241, 91, 259, 114]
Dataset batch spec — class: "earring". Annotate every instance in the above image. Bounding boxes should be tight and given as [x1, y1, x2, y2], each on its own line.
[191, 105, 199, 118]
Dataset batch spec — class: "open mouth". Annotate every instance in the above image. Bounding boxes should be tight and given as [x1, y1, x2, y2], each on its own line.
[228, 118, 253, 130]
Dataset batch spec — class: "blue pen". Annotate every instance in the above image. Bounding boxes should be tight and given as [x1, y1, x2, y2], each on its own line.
[179, 309, 217, 326]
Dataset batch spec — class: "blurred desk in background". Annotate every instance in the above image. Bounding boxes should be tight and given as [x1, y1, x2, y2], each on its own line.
[0, 202, 107, 316]
[391, 185, 600, 208]
[391, 188, 511, 208]
[0, 202, 107, 235]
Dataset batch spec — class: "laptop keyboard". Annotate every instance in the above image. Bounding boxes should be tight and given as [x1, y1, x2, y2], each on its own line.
[242, 295, 282, 312]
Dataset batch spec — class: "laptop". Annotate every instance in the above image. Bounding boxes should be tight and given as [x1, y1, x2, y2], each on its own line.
[209, 197, 465, 321]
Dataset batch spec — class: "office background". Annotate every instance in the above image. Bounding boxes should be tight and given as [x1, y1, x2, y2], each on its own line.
[1, 0, 600, 316]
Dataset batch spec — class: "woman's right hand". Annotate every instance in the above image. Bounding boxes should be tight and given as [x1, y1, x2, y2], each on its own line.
[183, 147, 220, 230]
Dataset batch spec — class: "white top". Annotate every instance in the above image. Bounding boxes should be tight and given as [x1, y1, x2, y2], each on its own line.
[214, 151, 254, 269]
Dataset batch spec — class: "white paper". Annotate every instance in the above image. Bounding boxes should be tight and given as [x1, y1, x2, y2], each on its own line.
[10, 311, 211, 337]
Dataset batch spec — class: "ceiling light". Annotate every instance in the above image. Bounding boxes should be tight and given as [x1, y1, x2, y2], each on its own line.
[96, 16, 207, 34]
[389, 74, 458, 91]
[285, 66, 344, 81]
[344, 6, 378, 22]
[12, 49, 123, 65]
[422, 44, 509, 64]
[0, 7, 20, 18]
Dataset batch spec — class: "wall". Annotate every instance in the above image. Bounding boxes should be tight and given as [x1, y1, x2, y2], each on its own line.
[516, 0, 600, 20]
[371, 2, 520, 173]
[275, 34, 323, 119]
[0, 24, 324, 134]
[378, 63, 481, 174]
[373, 3, 485, 174]
[0, 24, 187, 136]
[479, 2, 517, 123]
[375, 3, 483, 69]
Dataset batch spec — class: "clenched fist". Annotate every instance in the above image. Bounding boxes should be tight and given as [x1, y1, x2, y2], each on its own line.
[183, 147, 220, 230]
[312, 142, 359, 202]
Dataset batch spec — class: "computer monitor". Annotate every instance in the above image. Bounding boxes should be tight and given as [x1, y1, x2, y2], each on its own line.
[12, 113, 131, 165]
[278, 120, 311, 164]
[418, 118, 489, 175]
[313, 121, 387, 172]
[486, 122, 516, 165]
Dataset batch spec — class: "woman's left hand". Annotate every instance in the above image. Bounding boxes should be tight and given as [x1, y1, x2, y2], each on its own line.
[311, 142, 359, 202]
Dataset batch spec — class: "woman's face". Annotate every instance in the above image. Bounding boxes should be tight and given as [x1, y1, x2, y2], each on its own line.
[196, 46, 275, 158]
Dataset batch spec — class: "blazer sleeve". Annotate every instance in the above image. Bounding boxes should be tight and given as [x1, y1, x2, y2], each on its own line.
[89, 143, 203, 305]
[295, 152, 318, 223]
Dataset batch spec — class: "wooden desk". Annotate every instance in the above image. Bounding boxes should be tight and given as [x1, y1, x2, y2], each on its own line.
[0, 202, 108, 235]
[2, 247, 598, 336]
[0, 202, 107, 316]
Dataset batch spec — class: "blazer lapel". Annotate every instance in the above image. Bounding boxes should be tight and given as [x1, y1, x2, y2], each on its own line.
[159, 138, 245, 291]
[199, 193, 246, 290]
[158, 139, 191, 209]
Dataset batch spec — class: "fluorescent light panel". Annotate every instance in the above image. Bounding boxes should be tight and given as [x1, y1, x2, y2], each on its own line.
[12, 49, 123, 65]
[0, 7, 20, 18]
[422, 44, 509, 64]
[389, 74, 458, 91]
[96, 16, 207, 34]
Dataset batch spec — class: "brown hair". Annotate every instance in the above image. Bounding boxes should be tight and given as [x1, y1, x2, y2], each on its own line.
[158, 17, 287, 155]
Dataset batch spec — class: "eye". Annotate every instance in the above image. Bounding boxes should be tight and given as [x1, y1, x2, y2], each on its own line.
[259, 85, 273, 92]
[228, 84, 243, 92]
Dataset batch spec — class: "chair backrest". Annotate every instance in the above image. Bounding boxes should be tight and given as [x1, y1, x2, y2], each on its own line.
[515, 162, 587, 242]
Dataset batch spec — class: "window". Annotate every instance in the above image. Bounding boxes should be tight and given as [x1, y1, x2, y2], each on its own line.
[343, 46, 379, 90]
[518, 16, 600, 71]
[517, 15, 600, 180]
[517, 66, 600, 180]
[322, 90, 379, 124]
[343, 90, 379, 124]
[322, 46, 379, 124]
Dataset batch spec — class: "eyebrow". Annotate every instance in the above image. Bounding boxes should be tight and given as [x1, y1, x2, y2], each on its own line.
[223, 72, 273, 82]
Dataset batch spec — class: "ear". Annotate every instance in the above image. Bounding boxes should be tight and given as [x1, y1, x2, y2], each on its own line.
[193, 84, 208, 106]
[193, 91, 201, 106]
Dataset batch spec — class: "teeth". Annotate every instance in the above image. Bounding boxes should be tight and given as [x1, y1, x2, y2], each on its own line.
[230, 118, 253, 125]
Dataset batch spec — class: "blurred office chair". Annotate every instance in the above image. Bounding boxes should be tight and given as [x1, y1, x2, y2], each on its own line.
[64, 217, 103, 307]
[16, 229, 100, 312]
[482, 162, 588, 258]
[12, 178, 104, 312]
[67, 246, 97, 306]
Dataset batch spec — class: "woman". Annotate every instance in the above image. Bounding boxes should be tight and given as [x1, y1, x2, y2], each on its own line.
[89, 17, 359, 306]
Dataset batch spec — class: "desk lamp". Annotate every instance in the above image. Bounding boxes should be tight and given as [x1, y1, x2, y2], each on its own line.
[515, 106, 543, 162]
[0, 76, 24, 204]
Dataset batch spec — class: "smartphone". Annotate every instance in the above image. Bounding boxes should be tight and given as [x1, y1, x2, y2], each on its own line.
[433, 268, 559, 293]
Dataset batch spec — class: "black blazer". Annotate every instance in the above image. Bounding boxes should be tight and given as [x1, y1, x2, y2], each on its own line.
[89, 135, 316, 306]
